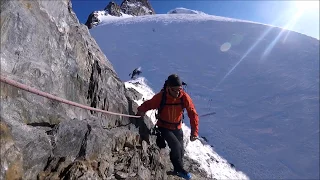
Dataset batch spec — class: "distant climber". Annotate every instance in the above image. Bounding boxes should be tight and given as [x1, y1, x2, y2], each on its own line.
[129, 67, 142, 79]
[136, 74, 199, 180]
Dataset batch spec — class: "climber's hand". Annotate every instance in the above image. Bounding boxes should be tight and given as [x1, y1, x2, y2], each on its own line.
[190, 135, 198, 142]
[136, 111, 145, 117]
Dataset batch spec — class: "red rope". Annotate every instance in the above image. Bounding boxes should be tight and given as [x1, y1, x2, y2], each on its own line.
[0, 75, 141, 118]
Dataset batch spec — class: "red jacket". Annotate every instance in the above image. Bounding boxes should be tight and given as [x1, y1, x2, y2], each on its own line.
[137, 89, 199, 137]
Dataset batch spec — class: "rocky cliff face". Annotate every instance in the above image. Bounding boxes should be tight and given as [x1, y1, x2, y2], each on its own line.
[0, 0, 206, 179]
[85, 0, 155, 29]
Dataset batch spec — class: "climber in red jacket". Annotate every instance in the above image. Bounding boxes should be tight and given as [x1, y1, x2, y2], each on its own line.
[137, 74, 199, 180]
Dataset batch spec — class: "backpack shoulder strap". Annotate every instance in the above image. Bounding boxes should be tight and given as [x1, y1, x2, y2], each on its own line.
[180, 93, 184, 108]
[157, 90, 166, 116]
[181, 93, 185, 119]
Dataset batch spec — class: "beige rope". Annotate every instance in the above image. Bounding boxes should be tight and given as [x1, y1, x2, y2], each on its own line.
[0, 75, 141, 118]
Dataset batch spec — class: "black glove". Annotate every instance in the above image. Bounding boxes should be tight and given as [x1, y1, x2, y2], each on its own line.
[190, 135, 198, 142]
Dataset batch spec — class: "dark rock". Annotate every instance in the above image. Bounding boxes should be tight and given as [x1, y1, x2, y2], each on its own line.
[120, 0, 155, 16]
[115, 171, 129, 179]
[85, 0, 155, 29]
[85, 11, 100, 29]
[125, 87, 143, 102]
[230, 162, 235, 168]
[51, 118, 90, 158]
[104, 1, 122, 17]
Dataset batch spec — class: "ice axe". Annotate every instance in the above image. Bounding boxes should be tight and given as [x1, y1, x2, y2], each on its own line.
[199, 111, 216, 117]
[184, 111, 216, 118]
[197, 137, 208, 144]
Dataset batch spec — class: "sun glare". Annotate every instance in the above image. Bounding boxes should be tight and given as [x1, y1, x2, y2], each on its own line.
[294, 1, 319, 12]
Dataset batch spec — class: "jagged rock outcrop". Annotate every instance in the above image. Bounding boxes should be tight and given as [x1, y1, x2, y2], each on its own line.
[85, 0, 155, 29]
[0, 0, 207, 180]
[85, 11, 101, 29]
[105, 1, 122, 17]
[120, 0, 155, 16]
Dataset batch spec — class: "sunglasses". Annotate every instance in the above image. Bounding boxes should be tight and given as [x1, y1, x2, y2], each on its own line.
[169, 87, 182, 92]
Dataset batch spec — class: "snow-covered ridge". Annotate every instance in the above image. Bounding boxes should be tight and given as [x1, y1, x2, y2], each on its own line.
[98, 10, 134, 23]
[86, 3, 259, 29]
[168, 7, 207, 15]
[124, 77, 249, 179]
[97, 13, 256, 26]
[86, 10, 134, 28]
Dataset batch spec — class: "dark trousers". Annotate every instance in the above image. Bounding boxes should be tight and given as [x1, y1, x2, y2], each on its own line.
[158, 127, 184, 172]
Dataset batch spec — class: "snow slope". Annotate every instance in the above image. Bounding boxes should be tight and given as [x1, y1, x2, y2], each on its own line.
[89, 13, 319, 179]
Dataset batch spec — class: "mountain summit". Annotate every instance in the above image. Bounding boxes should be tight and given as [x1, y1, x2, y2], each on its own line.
[85, 0, 155, 29]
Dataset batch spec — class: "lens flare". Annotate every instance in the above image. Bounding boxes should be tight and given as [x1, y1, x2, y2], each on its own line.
[220, 42, 232, 52]
[262, 11, 303, 58]
[216, 27, 274, 88]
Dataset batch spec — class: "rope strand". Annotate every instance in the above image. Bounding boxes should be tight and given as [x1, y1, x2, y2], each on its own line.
[0, 75, 141, 118]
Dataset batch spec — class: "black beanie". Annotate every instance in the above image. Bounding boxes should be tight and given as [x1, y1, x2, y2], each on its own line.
[167, 74, 182, 87]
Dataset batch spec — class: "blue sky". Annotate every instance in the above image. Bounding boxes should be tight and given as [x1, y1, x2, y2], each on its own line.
[72, 1, 319, 39]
